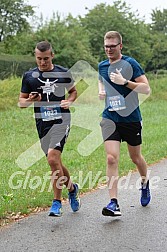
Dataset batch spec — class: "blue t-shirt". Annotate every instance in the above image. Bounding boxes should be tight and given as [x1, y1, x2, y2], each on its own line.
[98, 55, 144, 123]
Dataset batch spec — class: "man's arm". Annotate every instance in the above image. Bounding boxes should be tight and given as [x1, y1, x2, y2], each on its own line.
[98, 80, 106, 100]
[18, 92, 41, 108]
[110, 69, 151, 95]
[126, 75, 150, 95]
[60, 85, 77, 109]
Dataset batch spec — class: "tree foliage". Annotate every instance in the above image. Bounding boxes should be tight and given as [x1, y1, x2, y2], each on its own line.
[145, 32, 167, 72]
[151, 8, 167, 34]
[0, 0, 167, 72]
[80, 1, 152, 68]
[4, 13, 98, 68]
[0, 0, 34, 41]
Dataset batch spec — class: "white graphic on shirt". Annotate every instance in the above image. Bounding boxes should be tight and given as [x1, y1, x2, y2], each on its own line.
[38, 78, 58, 102]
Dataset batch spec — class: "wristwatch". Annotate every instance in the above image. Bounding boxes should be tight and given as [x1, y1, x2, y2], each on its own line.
[124, 80, 129, 86]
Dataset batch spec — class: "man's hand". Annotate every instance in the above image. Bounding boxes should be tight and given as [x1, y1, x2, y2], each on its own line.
[60, 100, 72, 109]
[28, 92, 41, 102]
[98, 90, 106, 100]
[110, 68, 126, 85]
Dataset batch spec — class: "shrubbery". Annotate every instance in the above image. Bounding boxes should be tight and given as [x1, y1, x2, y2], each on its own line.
[0, 54, 36, 80]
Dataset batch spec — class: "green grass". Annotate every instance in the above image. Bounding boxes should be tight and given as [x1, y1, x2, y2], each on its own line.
[0, 75, 167, 221]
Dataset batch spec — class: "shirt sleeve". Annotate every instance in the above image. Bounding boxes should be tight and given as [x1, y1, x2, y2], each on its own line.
[21, 72, 32, 93]
[98, 63, 103, 82]
[131, 59, 145, 80]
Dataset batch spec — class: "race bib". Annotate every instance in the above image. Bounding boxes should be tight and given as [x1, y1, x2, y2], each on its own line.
[108, 95, 126, 111]
[40, 105, 62, 121]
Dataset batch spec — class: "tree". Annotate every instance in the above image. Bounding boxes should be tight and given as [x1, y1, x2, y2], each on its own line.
[35, 14, 98, 68]
[145, 32, 167, 72]
[4, 13, 98, 68]
[146, 8, 167, 71]
[0, 0, 35, 42]
[80, 0, 152, 68]
[151, 8, 167, 34]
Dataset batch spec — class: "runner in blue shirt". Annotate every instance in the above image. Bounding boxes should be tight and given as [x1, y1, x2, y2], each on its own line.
[98, 31, 151, 217]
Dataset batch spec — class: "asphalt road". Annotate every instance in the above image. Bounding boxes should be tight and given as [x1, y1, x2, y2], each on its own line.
[0, 158, 167, 252]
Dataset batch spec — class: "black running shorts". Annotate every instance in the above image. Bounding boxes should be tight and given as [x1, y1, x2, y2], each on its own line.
[36, 116, 70, 155]
[100, 118, 142, 146]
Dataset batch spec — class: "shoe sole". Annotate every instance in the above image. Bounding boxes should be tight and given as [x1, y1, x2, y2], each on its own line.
[141, 202, 151, 207]
[48, 212, 62, 217]
[102, 207, 122, 217]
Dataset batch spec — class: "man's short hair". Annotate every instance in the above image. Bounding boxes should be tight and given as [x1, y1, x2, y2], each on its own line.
[35, 41, 53, 53]
[104, 31, 122, 43]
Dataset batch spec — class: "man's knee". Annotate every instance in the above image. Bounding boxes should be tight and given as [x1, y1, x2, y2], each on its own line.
[107, 154, 118, 166]
[47, 152, 61, 168]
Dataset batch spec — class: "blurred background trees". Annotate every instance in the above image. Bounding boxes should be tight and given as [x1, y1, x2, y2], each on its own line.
[0, 0, 167, 74]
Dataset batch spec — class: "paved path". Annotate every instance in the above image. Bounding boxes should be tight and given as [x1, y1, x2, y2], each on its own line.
[0, 159, 167, 252]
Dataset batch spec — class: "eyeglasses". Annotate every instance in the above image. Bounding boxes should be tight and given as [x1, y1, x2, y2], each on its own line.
[104, 43, 120, 49]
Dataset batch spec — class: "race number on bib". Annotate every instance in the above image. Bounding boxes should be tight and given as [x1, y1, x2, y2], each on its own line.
[40, 105, 62, 121]
[108, 95, 126, 111]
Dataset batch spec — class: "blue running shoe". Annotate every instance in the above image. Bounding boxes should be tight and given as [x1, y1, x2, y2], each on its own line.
[48, 200, 63, 217]
[68, 184, 81, 212]
[140, 180, 151, 207]
[102, 199, 121, 217]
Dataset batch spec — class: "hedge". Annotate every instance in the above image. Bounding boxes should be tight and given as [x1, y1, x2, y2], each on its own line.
[0, 54, 36, 80]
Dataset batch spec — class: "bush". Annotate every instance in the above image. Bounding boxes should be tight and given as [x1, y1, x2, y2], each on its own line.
[146, 69, 167, 80]
[0, 54, 36, 80]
